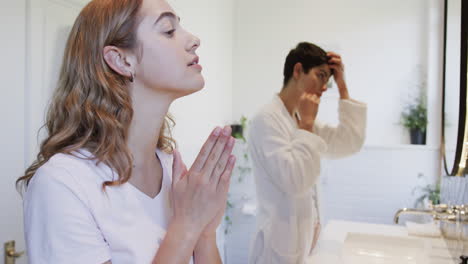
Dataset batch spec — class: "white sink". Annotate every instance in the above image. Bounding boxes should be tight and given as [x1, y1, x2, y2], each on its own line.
[309, 221, 457, 264]
[343, 233, 429, 264]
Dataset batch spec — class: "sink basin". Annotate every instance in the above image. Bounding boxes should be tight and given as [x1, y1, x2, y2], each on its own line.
[343, 233, 428, 264]
[309, 221, 457, 264]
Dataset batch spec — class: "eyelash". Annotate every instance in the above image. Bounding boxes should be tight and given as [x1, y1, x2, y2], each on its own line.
[165, 29, 175, 37]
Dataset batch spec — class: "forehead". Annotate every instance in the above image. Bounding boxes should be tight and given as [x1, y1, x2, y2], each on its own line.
[313, 64, 331, 75]
[140, 0, 176, 20]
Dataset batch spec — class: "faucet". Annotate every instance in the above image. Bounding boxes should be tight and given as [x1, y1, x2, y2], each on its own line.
[394, 204, 462, 224]
[394, 208, 436, 224]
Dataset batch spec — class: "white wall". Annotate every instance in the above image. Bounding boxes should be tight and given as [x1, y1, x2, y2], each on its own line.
[320, 146, 440, 225]
[232, 0, 443, 147]
[169, 0, 235, 165]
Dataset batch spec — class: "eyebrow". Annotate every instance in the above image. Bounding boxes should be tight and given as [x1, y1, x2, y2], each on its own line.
[320, 69, 331, 78]
[154, 12, 181, 25]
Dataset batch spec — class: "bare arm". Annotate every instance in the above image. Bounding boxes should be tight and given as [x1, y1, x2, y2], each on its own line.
[193, 235, 222, 264]
[151, 220, 202, 264]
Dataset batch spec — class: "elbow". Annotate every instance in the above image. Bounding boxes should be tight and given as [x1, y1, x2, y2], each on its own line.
[352, 133, 366, 152]
[336, 128, 367, 158]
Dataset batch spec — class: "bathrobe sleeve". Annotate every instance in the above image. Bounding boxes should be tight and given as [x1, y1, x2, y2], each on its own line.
[249, 112, 327, 196]
[314, 99, 367, 159]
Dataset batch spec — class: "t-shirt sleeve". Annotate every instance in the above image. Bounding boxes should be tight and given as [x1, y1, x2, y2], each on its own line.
[23, 163, 112, 264]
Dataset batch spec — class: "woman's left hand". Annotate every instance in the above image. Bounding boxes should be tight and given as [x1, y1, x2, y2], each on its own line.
[327, 52, 345, 83]
[327, 52, 349, 99]
[200, 205, 226, 238]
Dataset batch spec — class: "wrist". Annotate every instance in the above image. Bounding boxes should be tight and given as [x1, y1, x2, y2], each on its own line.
[200, 230, 217, 239]
[197, 233, 217, 245]
[195, 234, 217, 253]
[154, 219, 201, 264]
[170, 218, 202, 243]
[299, 121, 314, 132]
[339, 90, 350, 100]
[336, 80, 350, 100]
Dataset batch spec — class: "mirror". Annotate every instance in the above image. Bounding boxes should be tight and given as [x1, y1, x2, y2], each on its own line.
[443, 0, 468, 176]
[226, 0, 451, 263]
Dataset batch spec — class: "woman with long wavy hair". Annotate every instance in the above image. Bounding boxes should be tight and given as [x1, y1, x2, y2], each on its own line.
[16, 0, 236, 263]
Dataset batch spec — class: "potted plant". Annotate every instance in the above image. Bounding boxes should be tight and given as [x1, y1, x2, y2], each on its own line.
[401, 96, 427, 145]
[230, 116, 247, 142]
[224, 116, 252, 234]
[413, 183, 441, 208]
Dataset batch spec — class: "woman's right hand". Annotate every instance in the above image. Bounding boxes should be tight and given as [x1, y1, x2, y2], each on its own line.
[170, 126, 236, 237]
[297, 93, 320, 132]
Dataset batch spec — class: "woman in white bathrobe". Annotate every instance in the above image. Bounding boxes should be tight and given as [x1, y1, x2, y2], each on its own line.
[248, 42, 367, 264]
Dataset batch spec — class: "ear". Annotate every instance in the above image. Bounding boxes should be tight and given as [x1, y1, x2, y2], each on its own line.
[103, 46, 134, 79]
[292, 62, 303, 80]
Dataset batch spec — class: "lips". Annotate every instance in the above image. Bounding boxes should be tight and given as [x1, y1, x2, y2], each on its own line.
[188, 56, 199, 66]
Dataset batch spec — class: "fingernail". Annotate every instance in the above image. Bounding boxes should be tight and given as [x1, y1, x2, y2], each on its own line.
[214, 127, 221, 136]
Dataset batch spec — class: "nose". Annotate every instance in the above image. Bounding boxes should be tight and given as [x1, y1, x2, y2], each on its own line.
[187, 34, 201, 53]
[322, 84, 328, 92]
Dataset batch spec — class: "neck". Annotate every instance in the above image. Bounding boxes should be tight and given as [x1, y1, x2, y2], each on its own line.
[127, 83, 174, 174]
[279, 82, 300, 116]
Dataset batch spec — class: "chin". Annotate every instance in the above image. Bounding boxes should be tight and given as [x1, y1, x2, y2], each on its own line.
[191, 77, 205, 93]
[176, 80, 205, 98]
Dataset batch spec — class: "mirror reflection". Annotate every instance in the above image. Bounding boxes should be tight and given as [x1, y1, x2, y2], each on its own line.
[2, 0, 467, 263]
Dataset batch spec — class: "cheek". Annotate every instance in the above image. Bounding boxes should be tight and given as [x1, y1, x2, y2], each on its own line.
[305, 75, 319, 88]
[138, 46, 184, 87]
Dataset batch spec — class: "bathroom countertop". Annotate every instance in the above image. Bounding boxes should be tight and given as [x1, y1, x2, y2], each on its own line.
[306, 220, 457, 264]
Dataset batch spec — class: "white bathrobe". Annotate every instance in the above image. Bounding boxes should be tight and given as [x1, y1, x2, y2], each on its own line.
[248, 95, 367, 264]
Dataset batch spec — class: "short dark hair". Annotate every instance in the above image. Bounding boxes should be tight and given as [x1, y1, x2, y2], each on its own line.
[283, 42, 328, 87]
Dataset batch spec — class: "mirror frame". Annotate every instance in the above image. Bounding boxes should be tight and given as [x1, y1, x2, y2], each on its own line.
[442, 0, 468, 176]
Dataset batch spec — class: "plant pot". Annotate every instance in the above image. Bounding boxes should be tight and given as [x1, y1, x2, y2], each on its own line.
[230, 124, 243, 138]
[410, 129, 426, 145]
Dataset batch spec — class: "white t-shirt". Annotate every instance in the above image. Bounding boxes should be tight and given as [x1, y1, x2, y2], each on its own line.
[23, 148, 194, 264]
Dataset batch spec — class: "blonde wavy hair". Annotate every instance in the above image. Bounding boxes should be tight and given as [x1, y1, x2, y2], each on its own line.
[17, 0, 175, 192]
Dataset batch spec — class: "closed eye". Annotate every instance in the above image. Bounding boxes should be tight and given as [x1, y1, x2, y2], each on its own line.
[165, 29, 175, 37]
